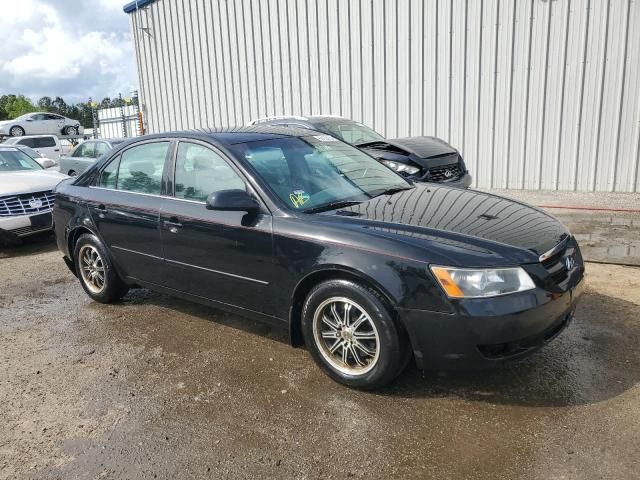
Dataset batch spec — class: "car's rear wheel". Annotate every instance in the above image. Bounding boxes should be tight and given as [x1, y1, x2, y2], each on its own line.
[74, 233, 128, 303]
[301, 279, 409, 389]
[9, 126, 24, 136]
[64, 125, 79, 136]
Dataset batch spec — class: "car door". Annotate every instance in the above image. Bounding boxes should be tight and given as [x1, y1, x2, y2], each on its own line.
[34, 136, 61, 160]
[85, 140, 171, 282]
[24, 114, 45, 134]
[159, 140, 276, 315]
[66, 142, 96, 174]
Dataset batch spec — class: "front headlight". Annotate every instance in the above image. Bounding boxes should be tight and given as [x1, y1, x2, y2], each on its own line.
[430, 266, 535, 298]
[380, 159, 420, 175]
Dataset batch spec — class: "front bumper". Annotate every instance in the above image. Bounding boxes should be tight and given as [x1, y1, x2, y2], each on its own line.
[398, 278, 584, 370]
[0, 211, 53, 240]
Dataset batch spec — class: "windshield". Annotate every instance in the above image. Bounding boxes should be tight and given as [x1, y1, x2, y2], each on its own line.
[317, 121, 385, 146]
[0, 149, 43, 172]
[229, 135, 410, 212]
[19, 146, 42, 159]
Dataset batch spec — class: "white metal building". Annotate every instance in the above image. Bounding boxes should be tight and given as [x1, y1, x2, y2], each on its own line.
[125, 0, 640, 192]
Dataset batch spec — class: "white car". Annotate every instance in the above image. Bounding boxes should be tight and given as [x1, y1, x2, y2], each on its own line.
[3, 135, 67, 160]
[13, 145, 59, 170]
[0, 145, 68, 242]
[0, 112, 83, 137]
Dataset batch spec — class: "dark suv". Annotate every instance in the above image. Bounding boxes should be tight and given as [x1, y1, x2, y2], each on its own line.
[249, 115, 471, 188]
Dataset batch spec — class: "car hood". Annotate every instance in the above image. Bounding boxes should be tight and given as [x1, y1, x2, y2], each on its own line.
[0, 170, 68, 196]
[313, 184, 569, 265]
[359, 136, 460, 169]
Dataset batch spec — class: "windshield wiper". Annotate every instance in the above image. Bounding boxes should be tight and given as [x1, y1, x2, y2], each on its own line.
[372, 185, 415, 197]
[303, 200, 363, 214]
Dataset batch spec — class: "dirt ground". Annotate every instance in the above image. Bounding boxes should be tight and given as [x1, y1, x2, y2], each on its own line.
[1, 233, 639, 480]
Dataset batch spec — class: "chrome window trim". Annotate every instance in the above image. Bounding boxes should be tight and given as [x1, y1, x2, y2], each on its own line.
[538, 236, 570, 262]
[89, 186, 207, 205]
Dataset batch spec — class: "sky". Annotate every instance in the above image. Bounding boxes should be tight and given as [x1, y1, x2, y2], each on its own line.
[0, 0, 137, 105]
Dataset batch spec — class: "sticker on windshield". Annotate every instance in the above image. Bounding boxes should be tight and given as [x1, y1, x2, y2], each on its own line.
[289, 190, 310, 208]
[313, 134, 338, 142]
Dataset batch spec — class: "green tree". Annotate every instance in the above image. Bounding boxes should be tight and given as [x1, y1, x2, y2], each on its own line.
[37, 96, 53, 111]
[4, 95, 36, 118]
[0, 95, 18, 120]
[51, 96, 68, 116]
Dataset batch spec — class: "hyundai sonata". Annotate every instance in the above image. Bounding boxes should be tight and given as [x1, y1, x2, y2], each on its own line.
[53, 127, 584, 389]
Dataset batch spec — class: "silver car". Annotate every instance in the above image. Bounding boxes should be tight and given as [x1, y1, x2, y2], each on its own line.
[58, 139, 125, 176]
[0, 112, 84, 137]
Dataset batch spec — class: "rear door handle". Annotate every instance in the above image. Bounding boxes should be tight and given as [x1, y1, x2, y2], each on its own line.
[96, 204, 108, 218]
[163, 219, 183, 233]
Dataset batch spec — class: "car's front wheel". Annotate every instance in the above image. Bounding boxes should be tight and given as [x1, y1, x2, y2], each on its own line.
[9, 126, 24, 136]
[74, 233, 129, 303]
[64, 125, 79, 136]
[301, 279, 410, 389]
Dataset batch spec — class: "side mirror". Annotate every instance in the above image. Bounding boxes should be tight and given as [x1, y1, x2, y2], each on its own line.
[41, 159, 57, 169]
[206, 189, 260, 213]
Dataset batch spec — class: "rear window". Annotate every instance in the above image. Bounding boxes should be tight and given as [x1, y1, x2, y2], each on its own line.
[35, 137, 56, 148]
[17, 138, 37, 148]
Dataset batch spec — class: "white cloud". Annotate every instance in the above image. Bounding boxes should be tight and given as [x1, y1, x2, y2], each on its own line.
[0, 0, 137, 104]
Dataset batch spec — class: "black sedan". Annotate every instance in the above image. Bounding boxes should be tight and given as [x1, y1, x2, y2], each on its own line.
[250, 115, 472, 188]
[53, 127, 584, 389]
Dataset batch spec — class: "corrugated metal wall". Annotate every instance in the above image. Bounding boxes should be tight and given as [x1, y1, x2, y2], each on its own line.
[128, 0, 640, 192]
[97, 106, 141, 138]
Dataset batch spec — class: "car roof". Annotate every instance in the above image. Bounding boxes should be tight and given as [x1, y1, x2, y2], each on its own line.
[84, 138, 126, 143]
[4, 134, 57, 140]
[250, 115, 358, 127]
[127, 126, 321, 147]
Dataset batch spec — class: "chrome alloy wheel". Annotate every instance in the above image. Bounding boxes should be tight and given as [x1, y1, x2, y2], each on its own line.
[79, 245, 106, 294]
[312, 297, 380, 375]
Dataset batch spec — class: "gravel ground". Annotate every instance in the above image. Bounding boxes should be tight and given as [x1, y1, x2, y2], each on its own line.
[1, 233, 640, 480]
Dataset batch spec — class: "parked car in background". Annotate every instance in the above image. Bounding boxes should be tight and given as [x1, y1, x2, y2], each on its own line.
[58, 139, 126, 176]
[0, 112, 83, 137]
[249, 115, 472, 188]
[14, 145, 59, 170]
[54, 127, 583, 389]
[0, 146, 67, 242]
[3, 135, 67, 160]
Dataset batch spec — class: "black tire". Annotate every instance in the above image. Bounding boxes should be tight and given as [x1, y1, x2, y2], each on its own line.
[73, 233, 128, 303]
[64, 125, 79, 136]
[301, 279, 409, 389]
[9, 126, 24, 136]
[68, 170, 77, 177]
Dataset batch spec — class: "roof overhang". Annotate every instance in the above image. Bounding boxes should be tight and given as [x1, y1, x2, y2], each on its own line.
[123, 0, 156, 14]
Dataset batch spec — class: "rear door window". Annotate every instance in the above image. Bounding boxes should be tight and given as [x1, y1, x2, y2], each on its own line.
[98, 156, 120, 189]
[94, 142, 109, 157]
[116, 142, 170, 195]
[17, 138, 37, 148]
[73, 143, 95, 158]
[34, 137, 56, 148]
